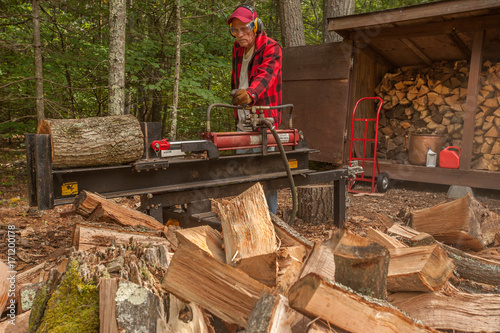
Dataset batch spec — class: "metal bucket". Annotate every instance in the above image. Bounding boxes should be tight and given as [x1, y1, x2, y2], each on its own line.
[408, 134, 446, 165]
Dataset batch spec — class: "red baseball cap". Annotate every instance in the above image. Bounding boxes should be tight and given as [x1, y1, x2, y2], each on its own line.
[227, 6, 257, 24]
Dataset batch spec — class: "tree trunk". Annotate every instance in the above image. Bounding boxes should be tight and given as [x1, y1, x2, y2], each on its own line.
[37, 114, 144, 168]
[323, 0, 355, 43]
[170, 0, 181, 140]
[278, 0, 306, 47]
[32, 0, 44, 124]
[297, 185, 334, 224]
[108, 0, 126, 115]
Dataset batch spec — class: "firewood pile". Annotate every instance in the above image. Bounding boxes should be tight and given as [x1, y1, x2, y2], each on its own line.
[1, 184, 500, 332]
[375, 59, 500, 171]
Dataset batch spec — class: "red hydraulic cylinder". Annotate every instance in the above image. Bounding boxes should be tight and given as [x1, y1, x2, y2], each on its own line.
[201, 129, 300, 151]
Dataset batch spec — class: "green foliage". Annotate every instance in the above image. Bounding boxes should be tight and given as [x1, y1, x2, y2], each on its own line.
[35, 261, 99, 333]
[0, 0, 434, 140]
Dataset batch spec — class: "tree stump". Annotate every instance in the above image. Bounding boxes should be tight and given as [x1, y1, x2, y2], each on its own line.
[37, 114, 144, 169]
[297, 184, 334, 224]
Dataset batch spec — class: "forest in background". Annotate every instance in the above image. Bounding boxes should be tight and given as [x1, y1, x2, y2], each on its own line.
[1, 0, 433, 140]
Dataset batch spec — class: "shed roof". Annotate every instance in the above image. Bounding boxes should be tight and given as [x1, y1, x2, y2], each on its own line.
[328, 0, 500, 67]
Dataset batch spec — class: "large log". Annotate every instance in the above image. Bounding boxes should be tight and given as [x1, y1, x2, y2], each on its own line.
[217, 183, 278, 287]
[73, 190, 164, 231]
[162, 225, 272, 327]
[288, 273, 438, 333]
[37, 114, 144, 168]
[411, 193, 500, 250]
[389, 292, 500, 332]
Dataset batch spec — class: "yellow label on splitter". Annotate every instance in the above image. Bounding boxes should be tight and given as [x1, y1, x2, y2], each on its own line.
[288, 159, 298, 169]
[62, 182, 78, 196]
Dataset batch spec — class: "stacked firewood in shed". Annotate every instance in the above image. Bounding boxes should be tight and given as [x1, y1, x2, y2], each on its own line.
[375, 59, 500, 171]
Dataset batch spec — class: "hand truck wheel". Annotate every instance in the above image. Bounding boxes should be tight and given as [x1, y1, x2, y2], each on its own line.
[376, 172, 390, 193]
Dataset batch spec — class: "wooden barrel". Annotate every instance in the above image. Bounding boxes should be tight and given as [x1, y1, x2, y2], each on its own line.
[37, 114, 144, 169]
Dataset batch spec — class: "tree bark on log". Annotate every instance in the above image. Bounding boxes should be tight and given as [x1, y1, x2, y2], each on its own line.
[37, 115, 143, 168]
[288, 273, 438, 333]
[334, 230, 390, 299]
[73, 190, 164, 231]
[245, 294, 291, 333]
[297, 185, 334, 224]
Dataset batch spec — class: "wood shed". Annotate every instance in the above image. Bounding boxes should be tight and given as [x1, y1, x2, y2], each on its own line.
[282, 0, 500, 190]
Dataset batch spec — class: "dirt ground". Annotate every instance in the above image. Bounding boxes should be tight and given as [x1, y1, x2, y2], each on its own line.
[2, 147, 500, 275]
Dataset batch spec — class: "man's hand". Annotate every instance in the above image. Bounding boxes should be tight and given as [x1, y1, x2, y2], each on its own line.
[232, 89, 253, 106]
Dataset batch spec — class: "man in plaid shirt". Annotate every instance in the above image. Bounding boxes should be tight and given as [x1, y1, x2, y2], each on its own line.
[228, 5, 282, 214]
[228, 5, 283, 128]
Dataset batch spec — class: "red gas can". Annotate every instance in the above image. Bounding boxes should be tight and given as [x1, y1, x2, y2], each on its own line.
[439, 146, 460, 169]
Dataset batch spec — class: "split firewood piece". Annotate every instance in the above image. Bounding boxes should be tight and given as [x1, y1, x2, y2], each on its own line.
[0, 260, 11, 315]
[277, 246, 307, 294]
[388, 223, 419, 240]
[270, 213, 314, 251]
[389, 292, 500, 332]
[288, 273, 438, 333]
[73, 190, 164, 231]
[0, 309, 30, 333]
[72, 223, 170, 251]
[217, 183, 278, 287]
[245, 294, 291, 333]
[366, 227, 407, 249]
[334, 229, 390, 299]
[412, 193, 500, 251]
[299, 231, 341, 281]
[162, 225, 272, 327]
[388, 245, 454, 292]
[168, 294, 210, 333]
[99, 277, 119, 333]
[442, 244, 500, 286]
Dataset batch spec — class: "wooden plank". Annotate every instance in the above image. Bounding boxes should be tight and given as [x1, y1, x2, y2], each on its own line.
[389, 292, 500, 332]
[35, 134, 54, 210]
[327, 0, 500, 32]
[461, 30, 485, 170]
[345, 13, 500, 42]
[283, 42, 352, 165]
[401, 38, 432, 65]
[362, 160, 500, 191]
[288, 273, 438, 333]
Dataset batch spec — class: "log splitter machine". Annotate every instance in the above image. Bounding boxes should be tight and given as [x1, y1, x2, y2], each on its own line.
[27, 103, 354, 228]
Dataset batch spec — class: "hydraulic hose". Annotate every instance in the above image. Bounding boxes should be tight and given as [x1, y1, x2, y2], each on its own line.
[261, 119, 297, 224]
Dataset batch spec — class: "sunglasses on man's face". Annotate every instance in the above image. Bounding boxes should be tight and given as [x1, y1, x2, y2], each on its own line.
[230, 21, 255, 35]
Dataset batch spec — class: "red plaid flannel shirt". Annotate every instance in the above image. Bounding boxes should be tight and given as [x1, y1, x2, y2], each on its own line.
[231, 31, 283, 127]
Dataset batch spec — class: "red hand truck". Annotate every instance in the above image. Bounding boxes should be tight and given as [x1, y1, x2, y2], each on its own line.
[348, 97, 390, 194]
